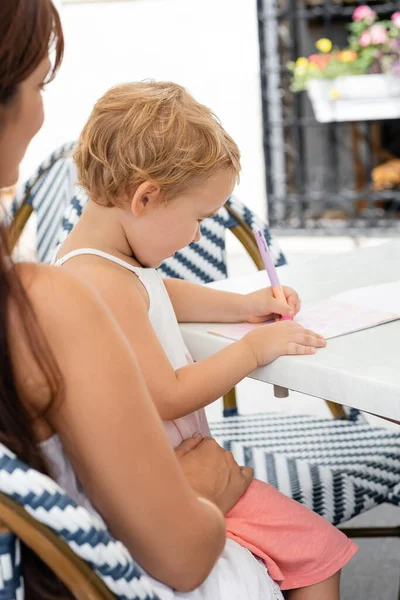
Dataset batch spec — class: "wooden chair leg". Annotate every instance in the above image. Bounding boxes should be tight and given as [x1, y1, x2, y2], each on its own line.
[7, 204, 34, 254]
[223, 388, 239, 417]
[326, 401, 348, 419]
[6, 146, 74, 255]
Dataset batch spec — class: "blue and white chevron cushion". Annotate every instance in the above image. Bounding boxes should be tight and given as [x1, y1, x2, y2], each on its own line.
[0, 443, 159, 600]
[11, 142, 76, 264]
[388, 482, 400, 506]
[210, 412, 400, 525]
[0, 531, 23, 599]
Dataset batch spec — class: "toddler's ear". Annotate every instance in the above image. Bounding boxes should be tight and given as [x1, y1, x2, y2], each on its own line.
[130, 181, 162, 217]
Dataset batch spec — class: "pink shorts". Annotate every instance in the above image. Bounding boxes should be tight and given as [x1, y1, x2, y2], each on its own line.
[225, 478, 357, 590]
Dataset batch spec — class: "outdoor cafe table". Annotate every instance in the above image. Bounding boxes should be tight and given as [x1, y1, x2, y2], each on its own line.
[180, 240, 400, 423]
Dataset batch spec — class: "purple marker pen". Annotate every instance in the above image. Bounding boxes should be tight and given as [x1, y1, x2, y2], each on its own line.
[254, 228, 292, 321]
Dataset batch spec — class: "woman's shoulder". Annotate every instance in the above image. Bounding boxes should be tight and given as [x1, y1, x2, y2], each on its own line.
[16, 262, 111, 329]
[11, 263, 117, 413]
[18, 260, 91, 290]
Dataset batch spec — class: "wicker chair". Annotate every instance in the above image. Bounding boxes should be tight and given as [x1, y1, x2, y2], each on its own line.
[7, 142, 76, 263]
[0, 441, 160, 600]
[8, 144, 400, 538]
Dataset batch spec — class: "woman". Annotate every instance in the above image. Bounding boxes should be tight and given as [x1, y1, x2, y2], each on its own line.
[0, 1, 284, 598]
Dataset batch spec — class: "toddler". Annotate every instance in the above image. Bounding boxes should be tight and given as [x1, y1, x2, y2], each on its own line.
[56, 82, 357, 599]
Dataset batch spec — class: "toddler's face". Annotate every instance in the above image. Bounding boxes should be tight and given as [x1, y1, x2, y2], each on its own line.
[129, 169, 236, 268]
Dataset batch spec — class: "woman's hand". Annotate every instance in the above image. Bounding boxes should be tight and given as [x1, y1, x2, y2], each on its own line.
[175, 435, 254, 514]
[242, 286, 301, 323]
[241, 320, 326, 367]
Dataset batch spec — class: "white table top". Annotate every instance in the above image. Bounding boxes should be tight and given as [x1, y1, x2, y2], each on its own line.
[180, 240, 400, 422]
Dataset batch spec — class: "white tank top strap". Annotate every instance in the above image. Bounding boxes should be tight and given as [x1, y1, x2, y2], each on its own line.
[54, 248, 141, 275]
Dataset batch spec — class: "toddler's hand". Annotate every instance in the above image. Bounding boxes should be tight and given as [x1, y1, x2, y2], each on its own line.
[242, 320, 326, 367]
[243, 286, 301, 323]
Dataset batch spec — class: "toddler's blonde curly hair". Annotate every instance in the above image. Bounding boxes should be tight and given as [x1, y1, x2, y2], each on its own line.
[74, 81, 241, 206]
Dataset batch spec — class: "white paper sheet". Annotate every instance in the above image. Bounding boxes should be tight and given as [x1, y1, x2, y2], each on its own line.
[333, 280, 400, 314]
[209, 281, 400, 341]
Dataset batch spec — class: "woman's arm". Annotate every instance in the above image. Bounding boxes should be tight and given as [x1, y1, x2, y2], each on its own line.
[18, 264, 229, 592]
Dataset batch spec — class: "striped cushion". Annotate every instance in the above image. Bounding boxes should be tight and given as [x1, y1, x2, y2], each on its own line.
[388, 482, 400, 506]
[0, 533, 23, 599]
[210, 412, 400, 525]
[12, 143, 76, 264]
[0, 443, 159, 600]
[54, 186, 88, 256]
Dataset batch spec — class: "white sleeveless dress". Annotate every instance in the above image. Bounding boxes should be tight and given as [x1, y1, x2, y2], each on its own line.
[44, 248, 283, 600]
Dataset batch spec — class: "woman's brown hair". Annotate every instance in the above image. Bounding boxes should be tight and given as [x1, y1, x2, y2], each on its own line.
[0, 1, 71, 597]
[0, 0, 63, 103]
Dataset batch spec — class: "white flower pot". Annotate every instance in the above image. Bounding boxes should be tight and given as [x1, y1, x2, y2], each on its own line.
[307, 74, 400, 123]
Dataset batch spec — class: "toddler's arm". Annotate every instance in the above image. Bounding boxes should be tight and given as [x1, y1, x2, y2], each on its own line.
[164, 278, 299, 323]
[96, 275, 325, 420]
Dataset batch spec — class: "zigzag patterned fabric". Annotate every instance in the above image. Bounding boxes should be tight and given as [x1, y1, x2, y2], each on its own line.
[388, 482, 400, 506]
[53, 185, 88, 261]
[0, 443, 160, 600]
[210, 412, 400, 525]
[0, 532, 23, 599]
[11, 143, 76, 264]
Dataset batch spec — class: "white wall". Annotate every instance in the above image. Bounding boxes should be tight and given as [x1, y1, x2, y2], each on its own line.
[22, 0, 267, 217]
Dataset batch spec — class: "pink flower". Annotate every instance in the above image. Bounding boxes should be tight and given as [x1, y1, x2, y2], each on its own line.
[369, 24, 388, 44]
[392, 12, 400, 28]
[353, 5, 376, 21]
[359, 31, 372, 47]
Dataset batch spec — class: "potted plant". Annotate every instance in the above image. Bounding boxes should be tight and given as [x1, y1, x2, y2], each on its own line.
[288, 7, 400, 122]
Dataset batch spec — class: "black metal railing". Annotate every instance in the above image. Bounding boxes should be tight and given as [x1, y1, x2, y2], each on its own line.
[257, 0, 400, 235]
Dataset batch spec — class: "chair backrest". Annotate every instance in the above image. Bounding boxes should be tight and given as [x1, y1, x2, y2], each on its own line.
[11, 143, 76, 263]
[0, 442, 160, 600]
[56, 187, 286, 282]
[158, 195, 286, 283]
